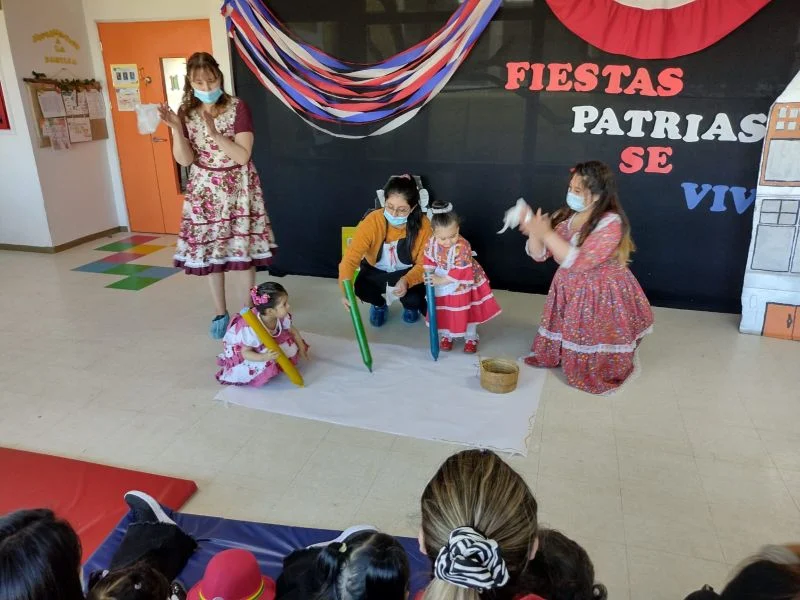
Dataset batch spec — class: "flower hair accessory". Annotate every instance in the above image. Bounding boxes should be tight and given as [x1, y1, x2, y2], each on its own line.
[250, 286, 271, 306]
[434, 526, 509, 590]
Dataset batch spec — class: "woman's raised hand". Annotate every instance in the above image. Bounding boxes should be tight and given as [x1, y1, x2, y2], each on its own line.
[158, 103, 181, 130]
[528, 208, 553, 239]
[518, 204, 536, 236]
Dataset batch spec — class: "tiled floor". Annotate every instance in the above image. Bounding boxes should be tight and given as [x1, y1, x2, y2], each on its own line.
[2, 233, 800, 600]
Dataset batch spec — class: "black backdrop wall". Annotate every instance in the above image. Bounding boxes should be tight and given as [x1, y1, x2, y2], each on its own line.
[233, 0, 800, 313]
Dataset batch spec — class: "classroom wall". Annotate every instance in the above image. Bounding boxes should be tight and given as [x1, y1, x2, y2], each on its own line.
[2, 0, 117, 247]
[80, 0, 232, 229]
[0, 9, 51, 247]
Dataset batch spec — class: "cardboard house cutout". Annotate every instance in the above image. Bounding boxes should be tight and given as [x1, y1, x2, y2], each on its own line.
[740, 70, 800, 341]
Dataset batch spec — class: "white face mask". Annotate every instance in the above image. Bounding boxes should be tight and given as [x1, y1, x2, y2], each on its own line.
[566, 191, 589, 212]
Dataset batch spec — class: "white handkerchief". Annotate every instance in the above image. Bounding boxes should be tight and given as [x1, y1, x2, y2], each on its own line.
[383, 283, 400, 306]
[497, 198, 532, 234]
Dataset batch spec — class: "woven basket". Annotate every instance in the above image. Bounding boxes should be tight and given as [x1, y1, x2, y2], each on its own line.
[479, 358, 519, 394]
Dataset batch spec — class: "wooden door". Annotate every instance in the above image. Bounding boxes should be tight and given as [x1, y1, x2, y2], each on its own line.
[763, 303, 798, 340]
[98, 20, 212, 234]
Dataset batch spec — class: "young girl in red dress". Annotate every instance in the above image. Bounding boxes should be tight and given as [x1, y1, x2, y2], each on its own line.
[520, 161, 653, 395]
[423, 201, 502, 354]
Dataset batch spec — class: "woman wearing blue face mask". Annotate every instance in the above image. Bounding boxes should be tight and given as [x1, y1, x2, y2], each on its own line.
[518, 161, 653, 395]
[338, 175, 432, 327]
[158, 52, 277, 339]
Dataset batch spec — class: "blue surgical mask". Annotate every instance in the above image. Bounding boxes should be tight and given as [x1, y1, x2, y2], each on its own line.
[384, 210, 408, 228]
[566, 191, 589, 212]
[193, 87, 223, 104]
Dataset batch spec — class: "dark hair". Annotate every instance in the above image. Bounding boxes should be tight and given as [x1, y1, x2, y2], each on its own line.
[314, 531, 409, 600]
[551, 160, 635, 263]
[519, 529, 607, 600]
[179, 52, 230, 118]
[0, 509, 84, 600]
[719, 546, 800, 600]
[429, 200, 459, 231]
[253, 281, 288, 315]
[87, 564, 171, 600]
[383, 175, 423, 251]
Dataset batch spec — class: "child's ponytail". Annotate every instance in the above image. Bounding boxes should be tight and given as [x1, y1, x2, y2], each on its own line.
[314, 540, 350, 599]
[313, 531, 409, 600]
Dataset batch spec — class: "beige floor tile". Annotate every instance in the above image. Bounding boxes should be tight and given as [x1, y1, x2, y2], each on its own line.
[576, 537, 630, 600]
[624, 513, 723, 561]
[781, 469, 800, 509]
[536, 476, 625, 544]
[621, 478, 712, 528]
[537, 437, 620, 486]
[697, 459, 799, 518]
[686, 423, 772, 467]
[627, 547, 730, 600]
[760, 430, 800, 472]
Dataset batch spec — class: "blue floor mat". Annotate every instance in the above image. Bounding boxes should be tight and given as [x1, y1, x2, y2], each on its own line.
[84, 510, 432, 596]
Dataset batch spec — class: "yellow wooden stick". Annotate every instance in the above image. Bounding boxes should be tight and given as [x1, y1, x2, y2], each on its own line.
[240, 308, 304, 388]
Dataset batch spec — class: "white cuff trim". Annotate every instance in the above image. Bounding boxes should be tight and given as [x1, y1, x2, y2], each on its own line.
[525, 240, 547, 261]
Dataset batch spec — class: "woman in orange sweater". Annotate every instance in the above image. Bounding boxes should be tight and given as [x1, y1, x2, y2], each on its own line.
[339, 175, 433, 327]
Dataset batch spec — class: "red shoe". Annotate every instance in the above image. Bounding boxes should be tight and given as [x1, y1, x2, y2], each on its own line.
[523, 355, 537, 367]
[440, 337, 453, 352]
[464, 339, 478, 354]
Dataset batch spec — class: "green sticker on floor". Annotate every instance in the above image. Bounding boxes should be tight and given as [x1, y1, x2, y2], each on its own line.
[103, 264, 152, 276]
[105, 277, 162, 291]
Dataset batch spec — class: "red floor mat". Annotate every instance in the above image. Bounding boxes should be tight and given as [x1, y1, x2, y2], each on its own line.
[0, 448, 197, 557]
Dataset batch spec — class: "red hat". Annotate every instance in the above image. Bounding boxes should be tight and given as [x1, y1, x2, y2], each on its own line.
[187, 549, 275, 600]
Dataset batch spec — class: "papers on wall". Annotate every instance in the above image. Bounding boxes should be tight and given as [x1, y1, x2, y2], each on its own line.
[37, 90, 66, 118]
[47, 118, 71, 150]
[62, 89, 89, 117]
[115, 88, 140, 112]
[67, 117, 92, 143]
[85, 89, 105, 119]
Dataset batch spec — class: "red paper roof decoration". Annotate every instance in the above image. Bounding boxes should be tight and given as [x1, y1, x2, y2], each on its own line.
[544, 0, 772, 59]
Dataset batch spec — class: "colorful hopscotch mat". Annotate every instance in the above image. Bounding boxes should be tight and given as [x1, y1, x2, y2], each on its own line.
[72, 235, 181, 291]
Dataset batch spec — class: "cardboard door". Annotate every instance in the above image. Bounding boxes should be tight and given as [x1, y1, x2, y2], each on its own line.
[763, 303, 797, 340]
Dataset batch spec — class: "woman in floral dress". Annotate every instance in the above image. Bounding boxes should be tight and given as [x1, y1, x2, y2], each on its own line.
[159, 52, 276, 339]
[520, 161, 653, 395]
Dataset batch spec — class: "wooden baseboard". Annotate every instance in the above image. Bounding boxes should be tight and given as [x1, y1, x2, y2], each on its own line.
[0, 226, 129, 254]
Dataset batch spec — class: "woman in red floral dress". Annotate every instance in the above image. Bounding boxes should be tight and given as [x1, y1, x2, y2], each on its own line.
[520, 161, 653, 395]
[159, 52, 276, 339]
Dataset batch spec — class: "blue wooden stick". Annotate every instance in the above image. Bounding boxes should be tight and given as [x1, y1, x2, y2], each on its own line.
[425, 271, 440, 362]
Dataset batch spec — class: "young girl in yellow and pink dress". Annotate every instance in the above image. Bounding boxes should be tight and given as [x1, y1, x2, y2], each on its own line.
[216, 282, 308, 386]
[423, 201, 502, 353]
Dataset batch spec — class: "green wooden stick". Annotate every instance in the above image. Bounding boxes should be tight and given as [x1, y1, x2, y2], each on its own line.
[343, 279, 373, 372]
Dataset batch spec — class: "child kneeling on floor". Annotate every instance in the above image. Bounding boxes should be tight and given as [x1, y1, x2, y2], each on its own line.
[216, 282, 309, 386]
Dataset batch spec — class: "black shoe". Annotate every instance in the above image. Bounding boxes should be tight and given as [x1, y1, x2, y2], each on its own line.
[124, 490, 175, 525]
